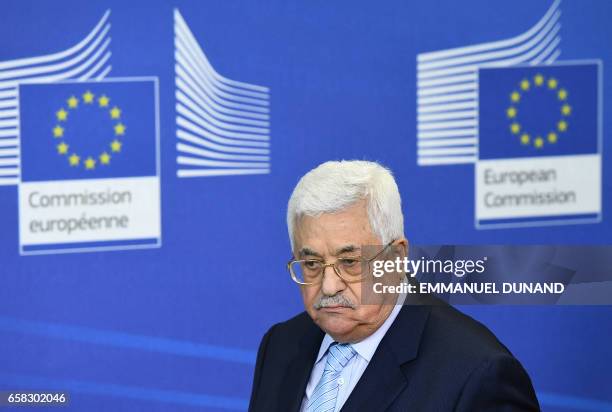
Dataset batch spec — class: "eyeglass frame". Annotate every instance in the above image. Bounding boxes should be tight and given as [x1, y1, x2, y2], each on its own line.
[287, 239, 398, 286]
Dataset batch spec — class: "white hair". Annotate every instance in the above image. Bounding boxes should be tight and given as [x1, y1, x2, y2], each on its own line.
[287, 160, 404, 250]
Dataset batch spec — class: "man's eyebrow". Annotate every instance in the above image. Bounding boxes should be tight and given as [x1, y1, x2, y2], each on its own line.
[335, 245, 360, 255]
[298, 247, 323, 258]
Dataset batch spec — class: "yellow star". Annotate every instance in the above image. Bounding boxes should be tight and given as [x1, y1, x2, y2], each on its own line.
[520, 133, 530, 145]
[99, 152, 111, 165]
[548, 78, 558, 89]
[520, 79, 530, 91]
[85, 157, 96, 170]
[83, 91, 95, 104]
[561, 104, 572, 116]
[56, 108, 68, 121]
[548, 132, 558, 143]
[510, 91, 521, 103]
[510, 122, 521, 134]
[110, 106, 121, 119]
[98, 95, 110, 107]
[69, 153, 80, 166]
[558, 88, 568, 101]
[534, 137, 544, 149]
[67, 96, 79, 108]
[53, 125, 64, 138]
[558, 120, 568, 132]
[506, 107, 517, 118]
[114, 123, 126, 136]
[534, 74, 544, 86]
[110, 139, 122, 152]
[57, 142, 69, 155]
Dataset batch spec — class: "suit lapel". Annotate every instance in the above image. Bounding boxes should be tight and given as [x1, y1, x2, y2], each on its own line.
[277, 319, 324, 412]
[340, 304, 431, 412]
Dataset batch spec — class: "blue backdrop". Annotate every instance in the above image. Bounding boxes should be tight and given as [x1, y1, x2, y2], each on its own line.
[0, 1, 611, 411]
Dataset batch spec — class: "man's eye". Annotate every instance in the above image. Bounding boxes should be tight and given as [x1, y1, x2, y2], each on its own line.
[303, 260, 321, 270]
[340, 258, 359, 267]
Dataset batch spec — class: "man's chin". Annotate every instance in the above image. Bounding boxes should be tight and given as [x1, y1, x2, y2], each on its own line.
[314, 310, 357, 340]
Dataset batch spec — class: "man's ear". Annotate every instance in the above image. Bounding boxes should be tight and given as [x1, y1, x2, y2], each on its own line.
[395, 238, 408, 258]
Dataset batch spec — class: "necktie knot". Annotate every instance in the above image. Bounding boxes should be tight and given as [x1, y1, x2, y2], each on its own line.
[325, 343, 356, 373]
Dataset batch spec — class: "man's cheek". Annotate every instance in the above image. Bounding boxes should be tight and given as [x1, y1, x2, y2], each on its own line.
[301, 287, 319, 308]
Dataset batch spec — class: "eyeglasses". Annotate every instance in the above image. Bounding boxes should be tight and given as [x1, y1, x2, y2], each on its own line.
[287, 240, 396, 286]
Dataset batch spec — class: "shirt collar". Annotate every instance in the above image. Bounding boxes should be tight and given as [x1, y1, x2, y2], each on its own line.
[314, 286, 407, 364]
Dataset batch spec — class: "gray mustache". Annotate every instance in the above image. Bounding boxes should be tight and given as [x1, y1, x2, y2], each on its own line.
[314, 294, 356, 310]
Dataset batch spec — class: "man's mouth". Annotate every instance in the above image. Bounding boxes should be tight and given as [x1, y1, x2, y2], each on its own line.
[319, 305, 352, 311]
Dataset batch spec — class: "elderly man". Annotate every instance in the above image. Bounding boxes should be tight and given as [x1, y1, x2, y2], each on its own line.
[249, 160, 539, 412]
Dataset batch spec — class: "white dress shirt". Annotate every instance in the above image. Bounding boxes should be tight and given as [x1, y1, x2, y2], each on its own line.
[300, 291, 407, 412]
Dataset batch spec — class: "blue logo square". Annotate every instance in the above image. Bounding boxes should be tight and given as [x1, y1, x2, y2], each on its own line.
[478, 63, 599, 160]
[19, 79, 157, 182]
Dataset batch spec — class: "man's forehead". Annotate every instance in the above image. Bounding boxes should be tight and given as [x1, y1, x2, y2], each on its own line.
[295, 208, 372, 236]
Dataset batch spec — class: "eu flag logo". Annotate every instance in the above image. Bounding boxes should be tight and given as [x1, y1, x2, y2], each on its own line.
[17, 78, 161, 255]
[479, 63, 599, 160]
[19, 80, 157, 182]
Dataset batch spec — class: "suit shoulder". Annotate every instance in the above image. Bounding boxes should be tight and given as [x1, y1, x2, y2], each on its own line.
[264, 311, 317, 344]
[275, 311, 313, 331]
[423, 303, 515, 362]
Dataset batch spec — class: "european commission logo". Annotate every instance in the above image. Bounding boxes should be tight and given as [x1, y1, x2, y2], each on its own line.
[18, 79, 161, 255]
[0, 11, 162, 255]
[2, 7, 271, 253]
[476, 62, 601, 228]
[416, 0, 602, 229]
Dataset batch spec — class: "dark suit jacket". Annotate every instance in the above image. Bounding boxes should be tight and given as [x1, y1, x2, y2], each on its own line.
[249, 298, 540, 411]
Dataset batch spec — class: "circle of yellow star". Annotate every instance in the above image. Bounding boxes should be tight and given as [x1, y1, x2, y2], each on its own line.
[56, 108, 68, 121]
[69, 153, 80, 166]
[83, 91, 95, 104]
[53, 125, 64, 138]
[84, 157, 96, 170]
[561, 104, 572, 116]
[534, 74, 544, 86]
[53, 91, 126, 170]
[98, 95, 110, 107]
[67, 96, 79, 108]
[57, 142, 69, 155]
[520, 79, 530, 91]
[520, 133, 530, 145]
[110, 106, 121, 119]
[99, 152, 111, 165]
[534, 137, 544, 148]
[110, 139, 122, 153]
[507, 75, 572, 151]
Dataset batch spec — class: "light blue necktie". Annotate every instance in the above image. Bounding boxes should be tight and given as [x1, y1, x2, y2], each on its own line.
[306, 343, 357, 412]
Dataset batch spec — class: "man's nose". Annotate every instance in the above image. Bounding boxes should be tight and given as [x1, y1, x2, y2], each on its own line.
[321, 264, 346, 296]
